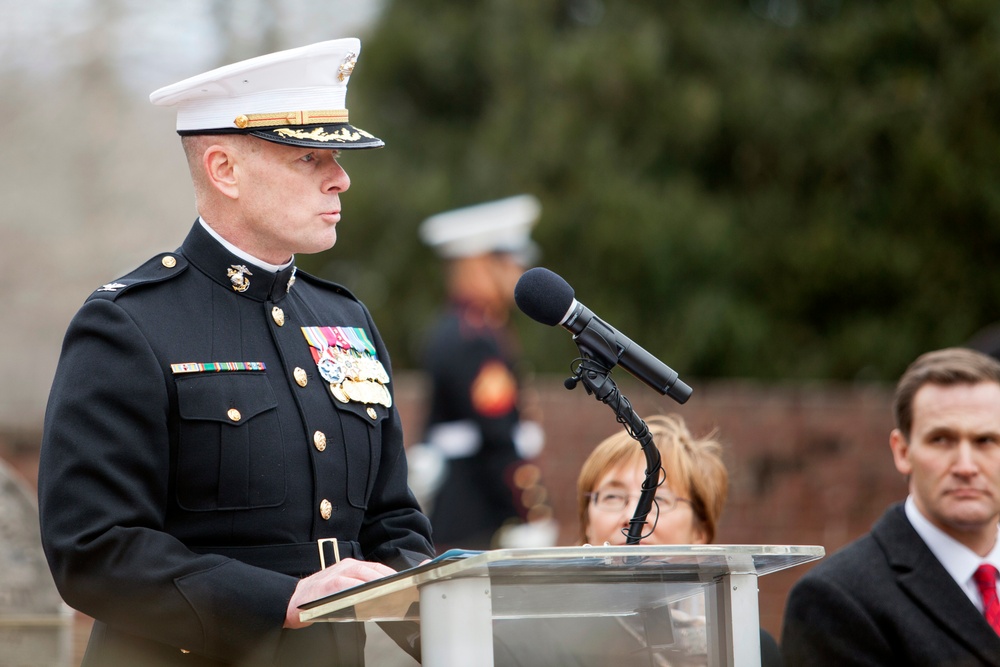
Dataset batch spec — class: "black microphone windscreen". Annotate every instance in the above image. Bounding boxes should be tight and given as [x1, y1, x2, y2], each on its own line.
[514, 267, 576, 326]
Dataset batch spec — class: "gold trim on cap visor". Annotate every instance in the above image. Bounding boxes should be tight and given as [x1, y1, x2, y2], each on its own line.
[233, 109, 349, 129]
[272, 126, 376, 143]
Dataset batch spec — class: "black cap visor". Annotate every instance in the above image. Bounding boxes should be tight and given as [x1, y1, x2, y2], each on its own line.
[253, 122, 384, 149]
[179, 122, 384, 150]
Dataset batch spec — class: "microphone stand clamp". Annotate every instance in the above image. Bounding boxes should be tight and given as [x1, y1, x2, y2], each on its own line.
[566, 353, 662, 546]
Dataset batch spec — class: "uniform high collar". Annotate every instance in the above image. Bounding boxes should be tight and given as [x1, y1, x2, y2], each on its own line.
[181, 221, 297, 302]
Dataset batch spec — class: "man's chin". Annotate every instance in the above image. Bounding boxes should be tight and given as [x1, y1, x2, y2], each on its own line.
[301, 235, 337, 255]
[940, 502, 1000, 532]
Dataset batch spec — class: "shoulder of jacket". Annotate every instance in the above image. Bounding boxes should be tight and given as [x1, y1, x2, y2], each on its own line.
[295, 270, 359, 302]
[797, 529, 884, 586]
[86, 252, 189, 302]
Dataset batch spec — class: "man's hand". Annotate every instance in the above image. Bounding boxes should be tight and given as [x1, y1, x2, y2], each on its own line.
[284, 558, 396, 629]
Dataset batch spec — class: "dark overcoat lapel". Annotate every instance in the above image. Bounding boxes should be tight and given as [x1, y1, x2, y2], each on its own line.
[877, 506, 1000, 663]
[783, 503, 1000, 666]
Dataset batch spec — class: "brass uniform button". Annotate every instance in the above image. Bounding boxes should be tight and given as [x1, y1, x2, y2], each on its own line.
[234, 114, 249, 129]
[521, 484, 548, 508]
[313, 431, 327, 452]
[513, 463, 542, 489]
[227, 408, 241, 422]
[293, 367, 308, 387]
[320, 499, 333, 520]
[271, 306, 285, 326]
[161, 255, 177, 268]
[366, 407, 377, 420]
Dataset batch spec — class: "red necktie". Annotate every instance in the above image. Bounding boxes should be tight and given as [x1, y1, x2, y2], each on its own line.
[974, 564, 1000, 634]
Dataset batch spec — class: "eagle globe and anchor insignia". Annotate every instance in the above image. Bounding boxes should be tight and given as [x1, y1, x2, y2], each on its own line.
[227, 265, 252, 292]
[337, 52, 357, 81]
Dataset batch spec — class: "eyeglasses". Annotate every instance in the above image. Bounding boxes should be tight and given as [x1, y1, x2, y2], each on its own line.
[586, 489, 691, 513]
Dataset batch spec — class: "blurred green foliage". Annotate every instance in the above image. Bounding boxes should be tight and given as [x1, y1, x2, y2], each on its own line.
[298, 0, 1000, 381]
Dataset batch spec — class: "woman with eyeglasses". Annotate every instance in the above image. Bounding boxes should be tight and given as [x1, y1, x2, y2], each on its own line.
[494, 414, 782, 667]
[577, 414, 726, 548]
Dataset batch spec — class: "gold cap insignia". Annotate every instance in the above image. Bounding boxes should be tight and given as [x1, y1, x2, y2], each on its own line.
[338, 52, 358, 82]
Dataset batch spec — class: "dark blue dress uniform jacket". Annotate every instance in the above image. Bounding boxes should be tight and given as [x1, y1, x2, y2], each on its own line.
[38, 222, 434, 666]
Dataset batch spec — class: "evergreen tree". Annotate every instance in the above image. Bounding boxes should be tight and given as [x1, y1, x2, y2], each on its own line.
[299, 0, 1000, 381]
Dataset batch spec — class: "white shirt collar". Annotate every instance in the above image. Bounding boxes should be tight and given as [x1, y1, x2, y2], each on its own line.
[198, 217, 293, 273]
[905, 495, 1000, 610]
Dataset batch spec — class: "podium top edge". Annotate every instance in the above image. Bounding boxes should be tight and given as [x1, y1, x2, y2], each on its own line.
[298, 544, 826, 621]
[475, 544, 825, 558]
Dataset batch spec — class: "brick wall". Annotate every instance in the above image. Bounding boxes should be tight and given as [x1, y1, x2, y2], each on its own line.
[4, 372, 904, 661]
[400, 371, 904, 640]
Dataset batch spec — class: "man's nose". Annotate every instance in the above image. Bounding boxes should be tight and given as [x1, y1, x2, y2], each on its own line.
[953, 441, 979, 476]
[323, 158, 350, 192]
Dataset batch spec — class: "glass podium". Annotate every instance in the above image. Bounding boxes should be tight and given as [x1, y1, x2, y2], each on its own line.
[300, 544, 824, 667]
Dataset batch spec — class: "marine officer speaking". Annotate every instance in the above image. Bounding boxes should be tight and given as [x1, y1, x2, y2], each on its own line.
[37, 39, 433, 666]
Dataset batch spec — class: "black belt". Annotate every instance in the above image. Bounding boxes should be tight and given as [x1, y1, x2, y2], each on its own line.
[191, 539, 363, 577]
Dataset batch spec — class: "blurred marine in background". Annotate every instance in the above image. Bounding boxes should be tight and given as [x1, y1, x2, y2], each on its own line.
[412, 195, 556, 551]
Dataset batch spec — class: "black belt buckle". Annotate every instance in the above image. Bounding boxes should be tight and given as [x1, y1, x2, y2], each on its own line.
[318, 538, 340, 569]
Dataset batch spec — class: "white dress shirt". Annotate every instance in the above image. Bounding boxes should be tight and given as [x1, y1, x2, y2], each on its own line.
[905, 495, 1000, 611]
[198, 217, 293, 272]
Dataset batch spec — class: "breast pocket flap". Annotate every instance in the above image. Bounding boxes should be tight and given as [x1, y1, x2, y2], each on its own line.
[176, 373, 277, 425]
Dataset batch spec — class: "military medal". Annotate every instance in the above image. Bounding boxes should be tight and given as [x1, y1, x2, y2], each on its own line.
[317, 348, 346, 384]
[302, 325, 391, 408]
[329, 382, 350, 403]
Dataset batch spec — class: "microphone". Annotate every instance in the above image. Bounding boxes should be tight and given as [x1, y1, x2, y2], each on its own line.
[514, 267, 692, 404]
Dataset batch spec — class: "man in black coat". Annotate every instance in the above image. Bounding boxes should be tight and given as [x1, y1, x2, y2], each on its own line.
[782, 347, 1000, 666]
[38, 39, 433, 666]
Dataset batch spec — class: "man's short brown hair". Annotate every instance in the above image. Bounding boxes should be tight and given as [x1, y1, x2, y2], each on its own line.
[894, 347, 1000, 439]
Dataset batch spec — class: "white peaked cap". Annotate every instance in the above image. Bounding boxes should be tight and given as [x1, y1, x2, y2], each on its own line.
[419, 194, 542, 260]
[149, 38, 383, 149]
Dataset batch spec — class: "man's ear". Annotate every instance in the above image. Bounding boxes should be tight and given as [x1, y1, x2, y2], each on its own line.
[889, 428, 913, 476]
[202, 142, 241, 200]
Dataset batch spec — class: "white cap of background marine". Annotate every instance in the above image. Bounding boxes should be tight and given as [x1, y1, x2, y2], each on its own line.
[419, 194, 542, 264]
[149, 38, 383, 150]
